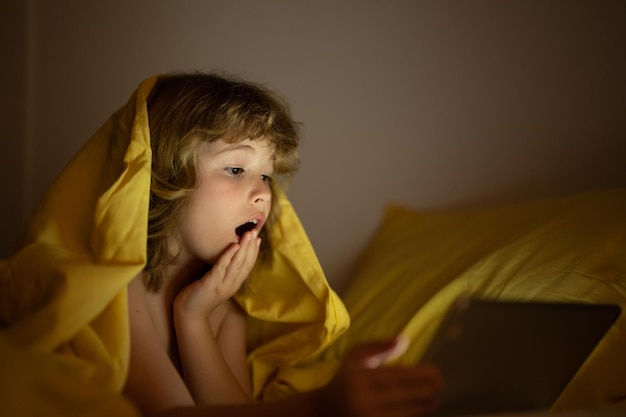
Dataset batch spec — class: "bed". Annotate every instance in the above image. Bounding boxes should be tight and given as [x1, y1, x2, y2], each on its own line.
[243, 186, 626, 415]
[325, 188, 626, 413]
[1, 76, 624, 416]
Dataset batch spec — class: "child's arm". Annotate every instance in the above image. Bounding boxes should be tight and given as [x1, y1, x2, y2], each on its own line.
[315, 339, 445, 416]
[173, 299, 251, 404]
[127, 281, 443, 417]
[162, 339, 445, 417]
[214, 300, 252, 396]
[173, 230, 260, 404]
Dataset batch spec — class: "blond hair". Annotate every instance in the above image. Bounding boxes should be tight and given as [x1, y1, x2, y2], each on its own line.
[145, 72, 300, 291]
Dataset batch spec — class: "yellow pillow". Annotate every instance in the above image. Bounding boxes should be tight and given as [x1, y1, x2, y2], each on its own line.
[327, 188, 626, 411]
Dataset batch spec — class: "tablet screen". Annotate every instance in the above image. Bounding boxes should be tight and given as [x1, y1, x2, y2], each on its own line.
[420, 298, 621, 417]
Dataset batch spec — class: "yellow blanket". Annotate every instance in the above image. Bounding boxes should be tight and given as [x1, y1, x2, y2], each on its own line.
[0, 76, 349, 414]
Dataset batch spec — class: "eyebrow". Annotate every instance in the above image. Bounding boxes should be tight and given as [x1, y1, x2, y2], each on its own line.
[209, 144, 255, 158]
[212, 142, 276, 161]
[218, 143, 254, 152]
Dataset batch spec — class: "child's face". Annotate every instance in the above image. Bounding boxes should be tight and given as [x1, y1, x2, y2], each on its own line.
[175, 138, 275, 265]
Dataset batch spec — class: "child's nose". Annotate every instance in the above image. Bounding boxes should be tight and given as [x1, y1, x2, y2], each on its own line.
[251, 179, 271, 204]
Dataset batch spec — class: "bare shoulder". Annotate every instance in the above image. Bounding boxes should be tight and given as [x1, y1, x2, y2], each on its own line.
[126, 273, 162, 340]
[126, 273, 153, 332]
[125, 273, 194, 417]
[127, 272, 147, 312]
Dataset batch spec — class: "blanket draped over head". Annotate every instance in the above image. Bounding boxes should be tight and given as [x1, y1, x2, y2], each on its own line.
[0, 76, 350, 416]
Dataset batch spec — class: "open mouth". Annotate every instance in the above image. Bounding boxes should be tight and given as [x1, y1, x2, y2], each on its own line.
[235, 219, 258, 237]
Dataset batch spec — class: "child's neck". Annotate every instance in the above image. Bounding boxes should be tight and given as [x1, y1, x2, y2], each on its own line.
[160, 257, 211, 306]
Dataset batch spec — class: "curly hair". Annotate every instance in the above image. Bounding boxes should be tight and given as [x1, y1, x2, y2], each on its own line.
[144, 72, 300, 291]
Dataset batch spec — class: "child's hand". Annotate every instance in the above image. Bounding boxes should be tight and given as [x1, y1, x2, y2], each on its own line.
[174, 230, 261, 320]
[317, 338, 445, 417]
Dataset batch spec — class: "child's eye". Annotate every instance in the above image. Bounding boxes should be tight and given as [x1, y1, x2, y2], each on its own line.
[261, 174, 273, 183]
[225, 167, 245, 176]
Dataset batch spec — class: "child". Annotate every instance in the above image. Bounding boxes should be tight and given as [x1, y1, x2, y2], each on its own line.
[114, 73, 445, 416]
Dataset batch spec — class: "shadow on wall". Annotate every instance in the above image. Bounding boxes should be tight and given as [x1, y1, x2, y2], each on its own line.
[0, 1, 625, 288]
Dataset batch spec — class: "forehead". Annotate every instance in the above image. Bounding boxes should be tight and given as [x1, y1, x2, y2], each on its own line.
[200, 138, 276, 159]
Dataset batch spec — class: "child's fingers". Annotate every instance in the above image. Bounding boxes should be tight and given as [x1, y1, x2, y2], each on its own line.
[211, 243, 241, 280]
[345, 337, 409, 369]
[349, 366, 444, 417]
[374, 369, 443, 404]
[224, 230, 260, 284]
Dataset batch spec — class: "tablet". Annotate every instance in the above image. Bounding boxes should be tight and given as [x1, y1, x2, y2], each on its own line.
[420, 297, 621, 417]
